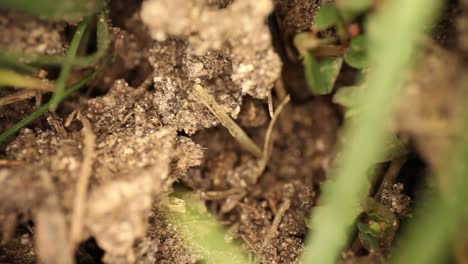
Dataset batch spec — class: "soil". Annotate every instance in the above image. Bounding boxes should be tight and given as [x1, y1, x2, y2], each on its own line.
[0, 0, 467, 263]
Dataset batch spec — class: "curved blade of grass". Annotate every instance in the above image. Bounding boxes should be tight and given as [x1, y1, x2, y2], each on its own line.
[301, 0, 443, 263]
[0, 11, 109, 68]
[0, 61, 110, 145]
[48, 18, 89, 111]
[390, 103, 468, 263]
[0, 0, 104, 23]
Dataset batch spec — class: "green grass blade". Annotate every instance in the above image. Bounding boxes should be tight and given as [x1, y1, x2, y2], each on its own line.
[85, 11, 110, 65]
[0, 61, 110, 145]
[301, 0, 443, 263]
[48, 18, 89, 111]
[0, 53, 39, 75]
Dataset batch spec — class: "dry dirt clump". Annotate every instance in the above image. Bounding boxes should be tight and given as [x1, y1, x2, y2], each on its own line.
[0, 10, 67, 55]
[132, 208, 199, 264]
[90, 27, 147, 90]
[0, 80, 204, 263]
[273, 0, 324, 37]
[140, 0, 282, 134]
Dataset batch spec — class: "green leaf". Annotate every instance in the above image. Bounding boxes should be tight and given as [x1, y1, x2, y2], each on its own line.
[357, 222, 380, 237]
[168, 190, 249, 264]
[304, 53, 343, 95]
[0, 0, 104, 22]
[344, 35, 369, 69]
[315, 4, 341, 30]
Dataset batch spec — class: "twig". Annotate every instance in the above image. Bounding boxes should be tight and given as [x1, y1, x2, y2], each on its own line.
[70, 113, 96, 248]
[192, 83, 262, 158]
[274, 78, 287, 101]
[0, 160, 22, 166]
[267, 93, 274, 119]
[0, 90, 37, 107]
[375, 156, 408, 199]
[262, 96, 291, 160]
[34, 92, 42, 108]
[260, 199, 291, 254]
[253, 95, 291, 182]
[314, 45, 346, 57]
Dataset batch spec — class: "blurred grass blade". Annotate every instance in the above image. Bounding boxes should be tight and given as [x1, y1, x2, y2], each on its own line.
[0, 60, 110, 145]
[0, 69, 53, 91]
[0, 53, 39, 75]
[49, 18, 89, 111]
[301, 0, 443, 263]
[86, 12, 111, 64]
[0, 0, 104, 22]
[167, 190, 249, 264]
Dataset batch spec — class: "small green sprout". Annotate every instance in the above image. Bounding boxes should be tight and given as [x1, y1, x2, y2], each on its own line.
[295, 2, 371, 96]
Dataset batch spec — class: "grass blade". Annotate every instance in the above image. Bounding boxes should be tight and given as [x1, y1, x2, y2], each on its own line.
[301, 0, 443, 263]
[167, 190, 250, 264]
[0, 53, 39, 75]
[48, 18, 89, 111]
[0, 61, 110, 145]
